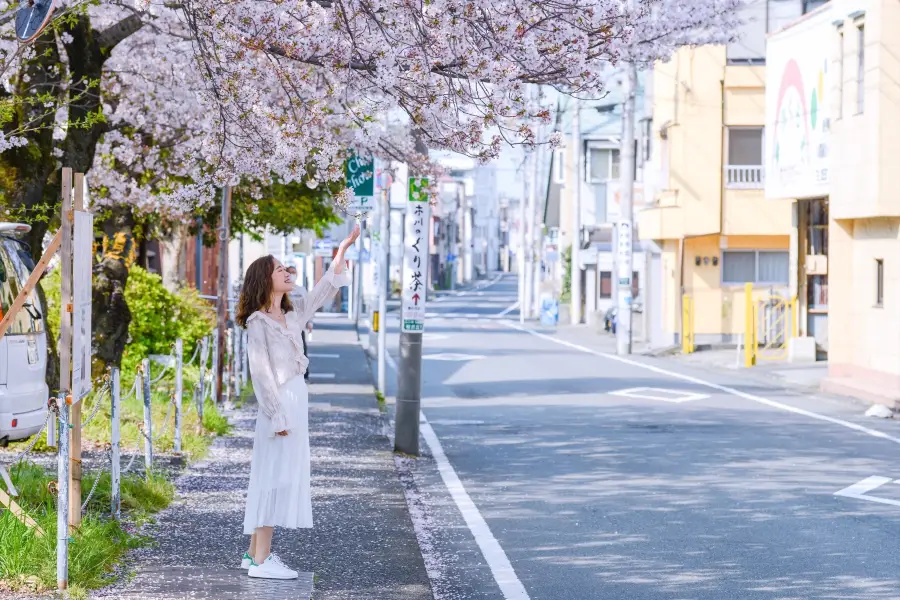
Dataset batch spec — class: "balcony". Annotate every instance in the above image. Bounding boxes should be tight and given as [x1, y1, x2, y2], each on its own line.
[726, 165, 764, 190]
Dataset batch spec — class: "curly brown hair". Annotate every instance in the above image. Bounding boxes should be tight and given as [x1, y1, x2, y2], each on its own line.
[235, 255, 293, 328]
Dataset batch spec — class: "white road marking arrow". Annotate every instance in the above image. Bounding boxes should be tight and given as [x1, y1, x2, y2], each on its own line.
[834, 476, 900, 507]
[608, 387, 710, 404]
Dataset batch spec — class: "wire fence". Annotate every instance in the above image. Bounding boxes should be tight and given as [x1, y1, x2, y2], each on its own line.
[0, 331, 250, 531]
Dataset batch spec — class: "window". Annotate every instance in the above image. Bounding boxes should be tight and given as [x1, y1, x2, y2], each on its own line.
[587, 146, 620, 182]
[726, 128, 765, 188]
[803, 0, 828, 14]
[837, 29, 843, 119]
[876, 259, 884, 307]
[722, 250, 789, 285]
[727, 128, 764, 166]
[857, 23, 865, 114]
[600, 271, 612, 299]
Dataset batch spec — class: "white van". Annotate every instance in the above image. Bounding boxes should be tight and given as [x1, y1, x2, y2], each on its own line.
[0, 223, 49, 446]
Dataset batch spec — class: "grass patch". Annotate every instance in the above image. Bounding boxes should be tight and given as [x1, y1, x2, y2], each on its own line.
[0, 462, 173, 595]
[374, 389, 386, 413]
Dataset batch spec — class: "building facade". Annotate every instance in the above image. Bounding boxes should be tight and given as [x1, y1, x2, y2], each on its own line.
[820, 0, 900, 404]
[637, 0, 828, 347]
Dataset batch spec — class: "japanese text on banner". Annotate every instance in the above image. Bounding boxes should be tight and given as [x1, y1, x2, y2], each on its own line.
[401, 178, 430, 333]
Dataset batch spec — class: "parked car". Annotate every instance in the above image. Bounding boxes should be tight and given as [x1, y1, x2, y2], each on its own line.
[0, 223, 49, 446]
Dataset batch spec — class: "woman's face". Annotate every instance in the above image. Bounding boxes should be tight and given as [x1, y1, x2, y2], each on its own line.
[270, 259, 294, 295]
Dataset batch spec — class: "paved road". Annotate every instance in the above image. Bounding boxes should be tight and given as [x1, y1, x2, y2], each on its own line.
[382, 274, 900, 600]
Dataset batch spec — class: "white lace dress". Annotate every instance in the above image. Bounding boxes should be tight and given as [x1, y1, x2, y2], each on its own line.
[242, 263, 351, 534]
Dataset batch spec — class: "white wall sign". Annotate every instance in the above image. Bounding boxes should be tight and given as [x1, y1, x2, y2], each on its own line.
[401, 178, 430, 333]
[72, 209, 93, 400]
[764, 4, 834, 200]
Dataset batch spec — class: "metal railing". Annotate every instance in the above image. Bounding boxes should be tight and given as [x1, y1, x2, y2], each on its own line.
[725, 165, 765, 189]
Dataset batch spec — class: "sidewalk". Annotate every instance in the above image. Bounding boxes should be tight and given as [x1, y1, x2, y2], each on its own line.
[93, 322, 432, 600]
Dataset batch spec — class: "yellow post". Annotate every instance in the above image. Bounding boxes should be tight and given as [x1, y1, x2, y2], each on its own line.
[744, 283, 755, 367]
[681, 294, 694, 354]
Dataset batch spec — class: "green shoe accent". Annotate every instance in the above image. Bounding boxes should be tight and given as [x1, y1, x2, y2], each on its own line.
[243, 552, 252, 560]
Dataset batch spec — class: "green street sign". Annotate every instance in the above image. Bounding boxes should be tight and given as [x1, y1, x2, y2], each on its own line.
[346, 152, 374, 212]
[409, 177, 429, 203]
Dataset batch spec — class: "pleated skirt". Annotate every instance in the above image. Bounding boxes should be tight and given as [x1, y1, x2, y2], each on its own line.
[243, 375, 312, 534]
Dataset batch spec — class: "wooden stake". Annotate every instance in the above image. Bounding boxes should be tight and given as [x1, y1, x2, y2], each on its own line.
[0, 489, 45, 537]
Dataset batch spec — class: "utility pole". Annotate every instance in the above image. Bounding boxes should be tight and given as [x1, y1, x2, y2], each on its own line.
[532, 109, 547, 318]
[570, 99, 583, 325]
[616, 63, 638, 355]
[215, 186, 232, 404]
[518, 158, 527, 323]
[395, 137, 430, 455]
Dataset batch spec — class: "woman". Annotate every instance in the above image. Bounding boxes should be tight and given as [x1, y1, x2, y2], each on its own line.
[235, 224, 359, 580]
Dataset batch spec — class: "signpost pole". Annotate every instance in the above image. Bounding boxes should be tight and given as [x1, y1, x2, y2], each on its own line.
[57, 167, 73, 591]
[395, 176, 430, 456]
[377, 179, 390, 393]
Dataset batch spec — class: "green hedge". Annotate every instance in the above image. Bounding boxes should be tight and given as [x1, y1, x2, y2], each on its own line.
[42, 266, 215, 377]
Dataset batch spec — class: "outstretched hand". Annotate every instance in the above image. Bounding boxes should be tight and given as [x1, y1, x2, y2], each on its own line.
[340, 224, 361, 250]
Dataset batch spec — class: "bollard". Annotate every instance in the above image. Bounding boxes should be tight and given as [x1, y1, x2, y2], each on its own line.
[141, 359, 153, 472]
[174, 339, 183, 454]
[110, 368, 121, 519]
[56, 399, 70, 590]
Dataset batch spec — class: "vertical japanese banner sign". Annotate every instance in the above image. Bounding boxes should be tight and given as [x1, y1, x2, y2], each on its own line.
[72, 209, 94, 399]
[401, 178, 430, 333]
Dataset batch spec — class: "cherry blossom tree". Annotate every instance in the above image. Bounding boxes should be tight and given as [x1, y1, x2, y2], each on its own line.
[0, 0, 744, 376]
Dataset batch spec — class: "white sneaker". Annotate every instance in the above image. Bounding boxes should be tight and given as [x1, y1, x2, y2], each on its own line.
[241, 552, 253, 569]
[247, 553, 298, 580]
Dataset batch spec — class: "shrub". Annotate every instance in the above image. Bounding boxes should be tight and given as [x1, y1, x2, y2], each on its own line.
[121, 267, 215, 375]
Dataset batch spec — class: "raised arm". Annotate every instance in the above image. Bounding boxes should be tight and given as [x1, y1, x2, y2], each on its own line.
[246, 317, 289, 437]
[297, 224, 359, 324]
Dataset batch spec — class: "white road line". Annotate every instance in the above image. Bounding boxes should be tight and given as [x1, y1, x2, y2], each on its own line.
[309, 373, 336, 379]
[383, 349, 530, 599]
[309, 353, 340, 358]
[421, 417, 530, 600]
[497, 301, 519, 317]
[503, 322, 900, 447]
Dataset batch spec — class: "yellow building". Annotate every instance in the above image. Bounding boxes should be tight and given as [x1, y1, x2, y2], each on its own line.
[639, 42, 793, 346]
[821, 0, 900, 404]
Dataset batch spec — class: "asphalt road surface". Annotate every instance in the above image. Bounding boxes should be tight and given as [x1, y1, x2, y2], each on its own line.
[382, 274, 900, 600]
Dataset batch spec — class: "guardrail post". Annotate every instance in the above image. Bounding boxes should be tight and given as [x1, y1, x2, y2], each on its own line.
[210, 334, 218, 404]
[141, 359, 152, 472]
[110, 367, 121, 519]
[174, 340, 183, 454]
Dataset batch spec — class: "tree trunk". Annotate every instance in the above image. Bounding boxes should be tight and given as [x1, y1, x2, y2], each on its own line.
[92, 206, 136, 372]
[160, 222, 189, 292]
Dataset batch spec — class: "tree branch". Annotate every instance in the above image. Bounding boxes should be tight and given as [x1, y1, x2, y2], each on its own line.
[96, 13, 145, 51]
